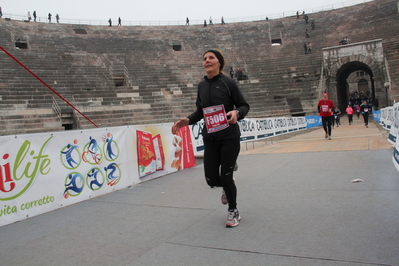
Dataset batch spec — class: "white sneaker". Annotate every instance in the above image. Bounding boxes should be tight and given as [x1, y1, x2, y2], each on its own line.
[225, 209, 241, 227]
[325, 133, 328, 139]
[328, 136, 332, 140]
[221, 190, 228, 205]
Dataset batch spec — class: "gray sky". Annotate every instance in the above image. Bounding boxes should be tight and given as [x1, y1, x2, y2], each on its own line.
[2, 0, 367, 25]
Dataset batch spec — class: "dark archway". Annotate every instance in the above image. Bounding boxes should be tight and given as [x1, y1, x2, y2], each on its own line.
[335, 61, 375, 111]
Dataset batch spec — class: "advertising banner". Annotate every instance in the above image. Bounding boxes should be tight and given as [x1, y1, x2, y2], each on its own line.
[0, 123, 195, 227]
[380, 107, 393, 130]
[1, 115, 322, 226]
[388, 104, 399, 145]
[255, 118, 275, 139]
[238, 119, 256, 142]
[273, 117, 289, 136]
[190, 116, 318, 154]
[305, 116, 322, 128]
[372, 109, 381, 123]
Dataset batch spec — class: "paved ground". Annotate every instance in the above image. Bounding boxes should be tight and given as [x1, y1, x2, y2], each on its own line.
[1, 119, 399, 266]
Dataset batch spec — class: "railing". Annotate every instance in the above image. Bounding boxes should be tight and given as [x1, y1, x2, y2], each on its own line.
[1, 0, 373, 27]
[52, 96, 62, 123]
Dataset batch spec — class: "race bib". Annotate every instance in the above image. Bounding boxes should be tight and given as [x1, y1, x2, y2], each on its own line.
[203, 105, 229, 133]
[321, 104, 330, 113]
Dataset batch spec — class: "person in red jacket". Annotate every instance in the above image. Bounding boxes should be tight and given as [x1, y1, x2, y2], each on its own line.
[318, 93, 335, 140]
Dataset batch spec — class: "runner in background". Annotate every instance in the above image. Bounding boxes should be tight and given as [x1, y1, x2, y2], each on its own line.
[345, 105, 354, 125]
[318, 93, 335, 140]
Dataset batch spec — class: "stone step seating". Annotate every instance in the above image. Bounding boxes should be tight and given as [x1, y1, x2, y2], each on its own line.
[0, 113, 64, 135]
[1, 0, 399, 134]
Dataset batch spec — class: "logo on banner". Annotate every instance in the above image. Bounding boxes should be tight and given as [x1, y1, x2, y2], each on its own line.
[61, 133, 121, 199]
[0, 136, 53, 201]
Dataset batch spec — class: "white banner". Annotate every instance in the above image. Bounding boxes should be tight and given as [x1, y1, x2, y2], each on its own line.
[192, 116, 313, 154]
[0, 123, 196, 227]
[0, 115, 319, 226]
[388, 105, 399, 145]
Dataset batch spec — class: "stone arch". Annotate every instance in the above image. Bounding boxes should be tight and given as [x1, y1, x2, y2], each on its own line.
[325, 55, 385, 111]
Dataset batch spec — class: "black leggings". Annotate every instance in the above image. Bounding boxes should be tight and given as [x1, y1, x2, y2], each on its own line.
[203, 137, 240, 210]
[363, 113, 369, 126]
[322, 116, 333, 136]
[347, 114, 353, 124]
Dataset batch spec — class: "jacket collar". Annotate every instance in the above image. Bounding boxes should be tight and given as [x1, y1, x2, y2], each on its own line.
[204, 74, 221, 81]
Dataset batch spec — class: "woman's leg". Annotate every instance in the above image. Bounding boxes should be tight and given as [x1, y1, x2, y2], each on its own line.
[220, 138, 240, 210]
[203, 139, 222, 187]
[364, 113, 369, 126]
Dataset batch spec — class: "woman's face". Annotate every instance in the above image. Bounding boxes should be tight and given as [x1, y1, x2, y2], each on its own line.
[203, 52, 220, 77]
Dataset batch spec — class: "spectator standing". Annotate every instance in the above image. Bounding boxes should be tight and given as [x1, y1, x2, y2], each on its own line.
[186, 17, 189, 25]
[108, 18, 112, 26]
[318, 93, 335, 140]
[209, 16, 213, 25]
[48, 13, 52, 23]
[0, 7, 3, 18]
[307, 42, 312, 54]
[345, 105, 354, 125]
[204, 20, 207, 27]
[33, 11, 37, 21]
[305, 29, 310, 38]
[27, 11, 31, 21]
[296, 11, 299, 18]
[118, 17, 121, 26]
[56, 14, 59, 23]
[172, 49, 250, 228]
[221, 16, 225, 24]
[303, 42, 308, 55]
[229, 67, 234, 78]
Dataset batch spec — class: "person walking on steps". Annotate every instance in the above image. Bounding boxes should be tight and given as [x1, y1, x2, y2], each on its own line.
[172, 49, 250, 227]
[318, 93, 335, 140]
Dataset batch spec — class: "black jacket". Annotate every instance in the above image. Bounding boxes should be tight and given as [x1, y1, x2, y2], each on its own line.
[187, 74, 250, 140]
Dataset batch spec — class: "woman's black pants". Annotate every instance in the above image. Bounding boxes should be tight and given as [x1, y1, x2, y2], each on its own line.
[203, 137, 240, 210]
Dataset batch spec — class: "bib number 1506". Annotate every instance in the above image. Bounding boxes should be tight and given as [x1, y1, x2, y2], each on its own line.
[206, 113, 225, 125]
[203, 105, 229, 133]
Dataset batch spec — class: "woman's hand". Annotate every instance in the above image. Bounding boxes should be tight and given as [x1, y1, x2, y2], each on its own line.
[171, 118, 189, 134]
[226, 110, 239, 124]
